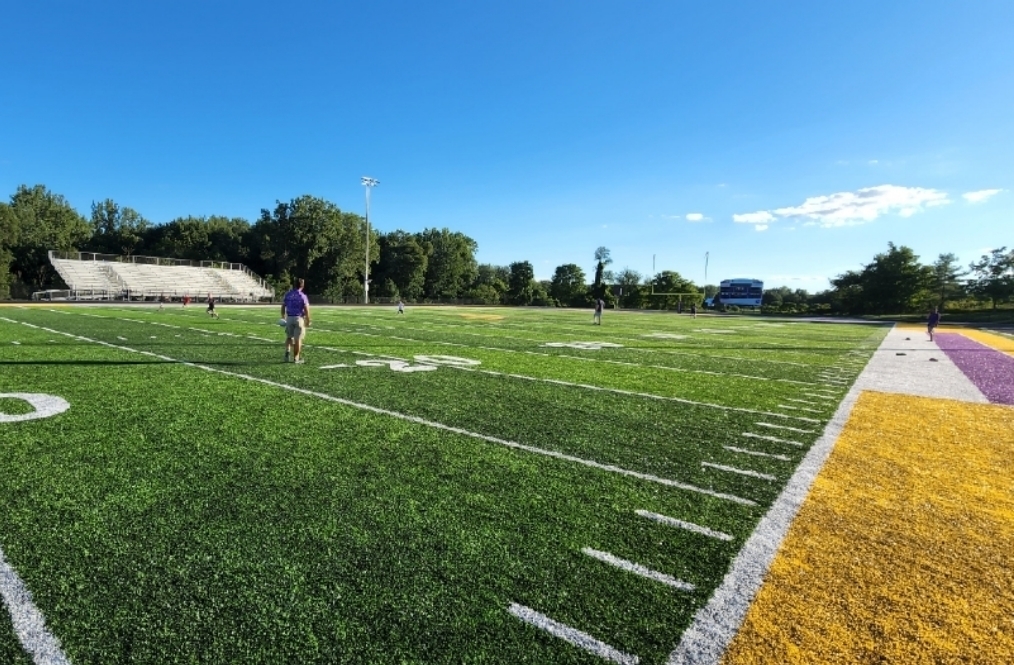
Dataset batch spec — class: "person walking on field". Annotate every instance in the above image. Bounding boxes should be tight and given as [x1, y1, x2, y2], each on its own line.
[690, 302, 697, 319]
[593, 297, 604, 325]
[397, 300, 405, 314]
[927, 306, 941, 341]
[282, 278, 311, 364]
[206, 293, 219, 318]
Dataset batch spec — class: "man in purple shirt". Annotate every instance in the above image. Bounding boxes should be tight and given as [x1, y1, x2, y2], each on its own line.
[281, 278, 311, 363]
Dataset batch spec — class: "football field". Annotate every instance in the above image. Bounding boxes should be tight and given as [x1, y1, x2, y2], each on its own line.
[0, 305, 885, 664]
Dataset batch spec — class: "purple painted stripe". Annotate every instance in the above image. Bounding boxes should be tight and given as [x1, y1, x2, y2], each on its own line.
[934, 333, 1014, 405]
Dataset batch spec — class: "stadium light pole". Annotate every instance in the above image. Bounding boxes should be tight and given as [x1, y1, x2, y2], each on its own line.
[361, 176, 379, 304]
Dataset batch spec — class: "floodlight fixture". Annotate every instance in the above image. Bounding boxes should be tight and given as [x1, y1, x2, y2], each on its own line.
[362, 177, 379, 304]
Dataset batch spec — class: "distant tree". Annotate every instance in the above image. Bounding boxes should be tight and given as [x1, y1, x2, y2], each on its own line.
[250, 195, 371, 297]
[614, 268, 645, 308]
[549, 263, 589, 306]
[968, 247, 1014, 310]
[6, 184, 91, 289]
[591, 246, 612, 299]
[373, 231, 428, 301]
[0, 202, 17, 298]
[418, 228, 479, 300]
[507, 260, 536, 305]
[648, 271, 699, 310]
[149, 215, 250, 263]
[929, 253, 967, 309]
[471, 263, 509, 303]
[87, 199, 152, 257]
[829, 242, 932, 314]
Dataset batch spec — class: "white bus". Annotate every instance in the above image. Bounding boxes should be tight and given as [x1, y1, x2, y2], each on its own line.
[718, 278, 763, 307]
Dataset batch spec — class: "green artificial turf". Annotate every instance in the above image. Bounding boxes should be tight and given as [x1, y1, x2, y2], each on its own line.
[0, 306, 886, 664]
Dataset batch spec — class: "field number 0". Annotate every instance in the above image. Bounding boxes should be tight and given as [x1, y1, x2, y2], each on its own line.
[353, 355, 481, 373]
[0, 393, 71, 423]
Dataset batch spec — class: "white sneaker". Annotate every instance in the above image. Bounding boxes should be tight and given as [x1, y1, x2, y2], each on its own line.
[294, 358, 305, 364]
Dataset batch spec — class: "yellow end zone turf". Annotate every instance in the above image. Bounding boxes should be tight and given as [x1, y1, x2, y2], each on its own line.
[722, 391, 1014, 664]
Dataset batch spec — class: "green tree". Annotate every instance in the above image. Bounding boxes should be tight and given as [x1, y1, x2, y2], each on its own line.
[549, 263, 588, 307]
[648, 271, 700, 310]
[614, 268, 645, 309]
[374, 231, 428, 301]
[0, 202, 17, 298]
[250, 195, 372, 298]
[418, 228, 478, 300]
[829, 242, 932, 314]
[87, 199, 152, 257]
[929, 253, 967, 309]
[6, 184, 91, 289]
[469, 263, 509, 304]
[507, 261, 536, 305]
[968, 247, 1014, 310]
[591, 246, 612, 299]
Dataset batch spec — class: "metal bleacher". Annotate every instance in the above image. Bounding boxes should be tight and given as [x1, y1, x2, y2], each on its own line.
[43, 251, 274, 302]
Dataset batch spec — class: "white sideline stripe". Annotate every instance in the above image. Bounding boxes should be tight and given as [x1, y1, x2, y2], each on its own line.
[508, 603, 640, 665]
[0, 547, 72, 664]
[634, 510, 734, 541]
[581, 548, 696, 592]
[741, 432, 803, 447]
[667, 324, 890, 665]
[723, 446, 792, 462]
[755, 422, 814, 434]
[21, 321, 757, 507]
[702, 462, 776, 481]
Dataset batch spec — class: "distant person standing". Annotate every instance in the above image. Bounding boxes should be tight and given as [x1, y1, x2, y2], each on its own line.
[182, 294, 190, 308]
[927, 306, 941, 341]
[397, 300, 405, 314]
[690, 302, 697, 319]
[282, 278, 311, 364]
[593, 297, 604, 325]
[206, 293, 219, 318]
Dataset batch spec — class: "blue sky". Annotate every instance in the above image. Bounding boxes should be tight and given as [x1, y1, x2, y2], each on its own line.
[2, 1, 1011, 290]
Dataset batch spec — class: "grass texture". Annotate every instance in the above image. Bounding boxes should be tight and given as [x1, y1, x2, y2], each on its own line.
[0, 305, 884, 664]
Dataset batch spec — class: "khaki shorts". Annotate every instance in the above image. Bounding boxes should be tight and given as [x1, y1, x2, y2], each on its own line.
[285, 316, 305, 340]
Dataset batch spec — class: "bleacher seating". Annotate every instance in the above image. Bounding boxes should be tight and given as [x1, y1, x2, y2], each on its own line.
[48, 253, 274, 301]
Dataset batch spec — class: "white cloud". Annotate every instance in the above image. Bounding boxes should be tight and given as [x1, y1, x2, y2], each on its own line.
[755, 224, 769, 232]
[962, 189, 1003, 204]
[734, 184, 949, 229]
[685, 213, 706, 222]
[733, 211, 776, 224]
[868, 159, 879, 165]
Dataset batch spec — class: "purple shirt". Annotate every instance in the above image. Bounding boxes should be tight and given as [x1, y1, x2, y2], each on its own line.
[283, 289, 309, 316]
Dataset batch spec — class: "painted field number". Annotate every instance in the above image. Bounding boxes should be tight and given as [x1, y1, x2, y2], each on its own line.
[0, 393, 70, 422]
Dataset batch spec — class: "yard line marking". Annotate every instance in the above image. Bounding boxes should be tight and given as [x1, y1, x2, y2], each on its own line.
[581, 548, 696, 592]
[507, 603, 640, 665]
[775, 404, 822, 414]
[784, 398, 820, 405]
[802, 393, 837, 400]
[741, 432, 803, 447]
[22, 322, 757, 506]
[702, 462, 777, 481]
[98, 315, 818, 424]
[634, 510, 734, 542]
[723, 446, 792, 462]
[0, 547, 72, 665]
[755, 422, 814, 434]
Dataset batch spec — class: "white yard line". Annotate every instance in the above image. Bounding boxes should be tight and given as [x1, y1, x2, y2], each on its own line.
[755, 422, 814, 434]
[0, 547, 72, 665]
[97, 315, 820, 424]
[508, 603, 640, 665]
[722, 446, 792, 462]
[666, 325, 889, 665]
[634, 510, 734, 542]
[581, 548, 696, 592]
[16, 320, 758, 507]
[740, 432, 803, 447]
[701, 462, 776, 481]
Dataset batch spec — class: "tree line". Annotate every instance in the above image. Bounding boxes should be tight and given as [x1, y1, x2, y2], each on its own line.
[1, 184, 1011, 313]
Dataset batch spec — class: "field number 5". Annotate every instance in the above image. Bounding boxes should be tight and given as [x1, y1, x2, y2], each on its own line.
[0, 393, 71, 422]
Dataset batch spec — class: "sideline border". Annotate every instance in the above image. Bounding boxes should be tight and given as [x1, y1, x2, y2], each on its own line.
[665, 326, 884, 664]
